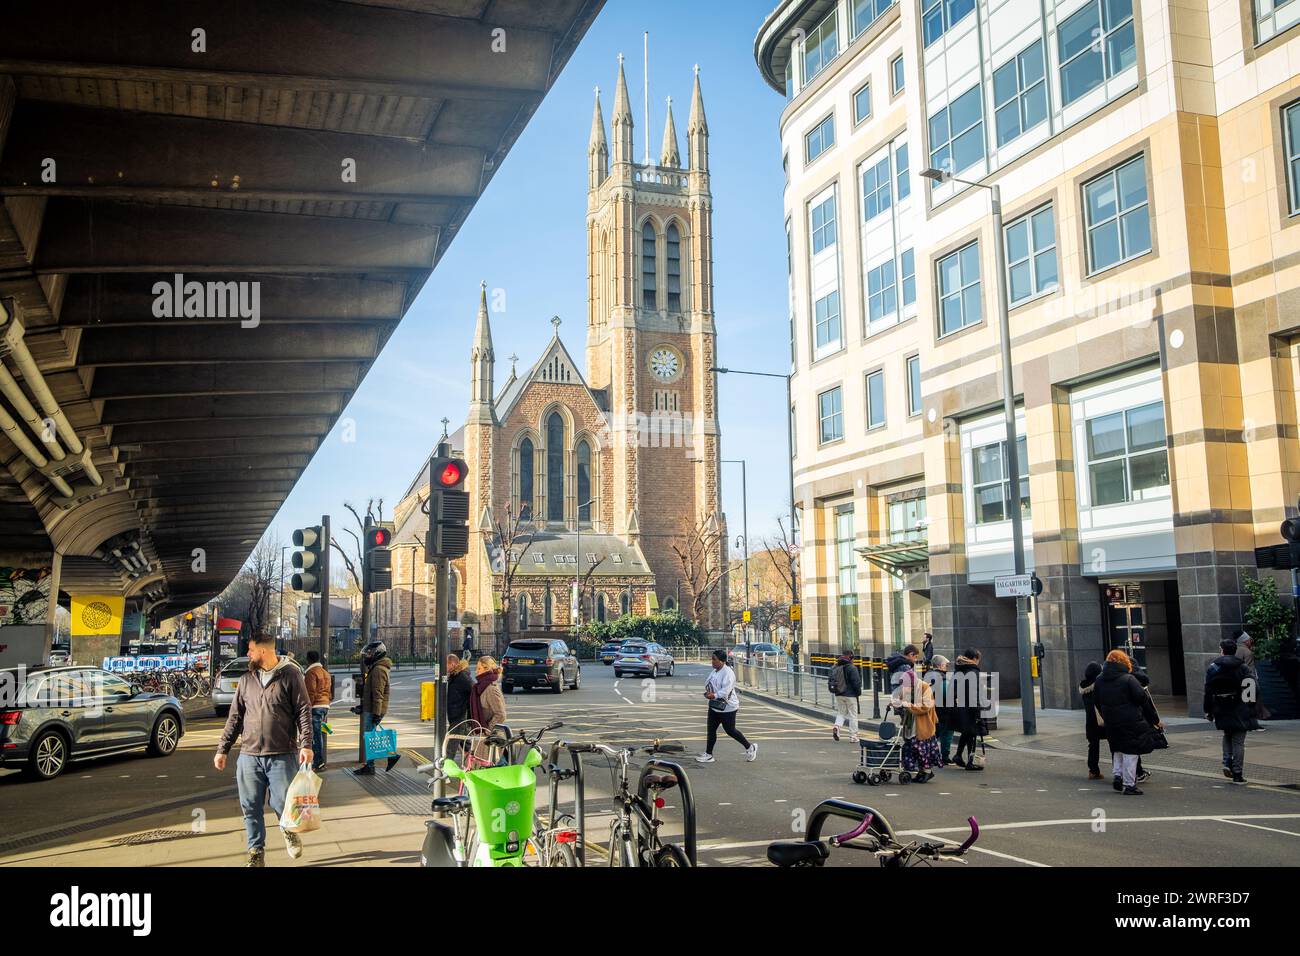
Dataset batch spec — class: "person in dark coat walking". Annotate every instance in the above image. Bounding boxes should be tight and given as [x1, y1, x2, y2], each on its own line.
[445, 654, 474, 755]
[929, 655, 955, 765]
[1079, 661, 1105, 780]
[829, 652, 863, 742]
[921, 633, 935, 666]
[951, 649, 984, 770]
[1204, 638, 1252, 784]
[1094, 649, 1162, 795]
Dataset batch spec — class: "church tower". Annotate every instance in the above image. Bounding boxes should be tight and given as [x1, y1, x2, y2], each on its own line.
[585, 59, 726, 628]
[463, 282, 496, 639]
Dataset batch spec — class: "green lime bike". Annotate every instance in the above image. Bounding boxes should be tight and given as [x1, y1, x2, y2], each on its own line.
[420, 721, 579, 867]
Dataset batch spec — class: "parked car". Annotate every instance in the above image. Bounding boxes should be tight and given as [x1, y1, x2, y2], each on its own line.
[501, 639, 581, 694]
[613, 642, 675, 679]
[599, 640, 629, 665]
[47, 648, 70, 666]
[727, 642, 788, 666]
[0, 666, 184, 780]
[212, 655, 303, 716]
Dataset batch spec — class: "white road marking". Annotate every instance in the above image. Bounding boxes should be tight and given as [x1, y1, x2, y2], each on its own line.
[939, 792, 952, 795]
[1216, 818, 1300, 837]
[773, 799, 787, 803]
[907, 813, 1300, 835]
[1036, 789, 1047, 793]
[717, 802, 732, 806]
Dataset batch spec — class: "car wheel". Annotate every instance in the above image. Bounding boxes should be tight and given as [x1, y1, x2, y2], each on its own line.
[214, 705, 229, 719]
[553, 673, 565, 694]
[668, 662, 675, 677]
[148, 712, 182, 757]
[614, 670, 622, 679]
[26, 729, 69, 781]
[572, 668, 582, 690]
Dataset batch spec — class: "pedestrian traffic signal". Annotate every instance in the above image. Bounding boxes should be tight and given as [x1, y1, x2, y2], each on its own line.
[427, 455, 470, 560]
[292, 525, 325, 594]
[363, 521, 393, 592]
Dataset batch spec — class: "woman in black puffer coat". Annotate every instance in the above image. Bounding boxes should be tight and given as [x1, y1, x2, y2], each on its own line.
[1094, 650, 1162, 795]
[1079, 661, 1105, 780]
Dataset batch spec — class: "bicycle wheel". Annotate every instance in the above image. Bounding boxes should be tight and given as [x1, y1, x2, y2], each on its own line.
[547, 841, 578, 867]
[653, 844, 690, 868]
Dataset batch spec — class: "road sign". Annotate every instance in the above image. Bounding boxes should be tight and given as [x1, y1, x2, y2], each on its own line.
[742, 609, 751, 623]
[995, 574, 1034, 598]
[789, 603, 802, 622]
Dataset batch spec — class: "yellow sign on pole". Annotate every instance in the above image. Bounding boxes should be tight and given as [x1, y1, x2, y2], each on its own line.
[420, 681, 437, 721]
[742, 610, 752, 623]
[789, 603, 802, 623]
[70, 594, 126, 637]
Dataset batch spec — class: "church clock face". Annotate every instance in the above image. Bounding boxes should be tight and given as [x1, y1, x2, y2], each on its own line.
[648, 346, 683, 383]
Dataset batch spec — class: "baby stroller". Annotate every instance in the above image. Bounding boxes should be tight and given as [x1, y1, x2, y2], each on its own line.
[852, 705, 914, 786]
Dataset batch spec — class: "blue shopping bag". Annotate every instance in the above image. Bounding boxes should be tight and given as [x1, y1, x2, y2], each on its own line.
[364, 724, 398, 760]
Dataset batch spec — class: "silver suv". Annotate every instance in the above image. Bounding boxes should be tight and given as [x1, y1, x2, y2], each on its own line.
[0, 666, 185, 781]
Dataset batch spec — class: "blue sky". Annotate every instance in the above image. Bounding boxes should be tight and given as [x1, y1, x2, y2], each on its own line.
[268, 0, 791, 556]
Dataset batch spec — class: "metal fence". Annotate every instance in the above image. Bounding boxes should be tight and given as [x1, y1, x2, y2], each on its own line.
[734, 658, 891, 719]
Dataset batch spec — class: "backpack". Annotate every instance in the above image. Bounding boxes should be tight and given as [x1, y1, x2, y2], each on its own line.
[828, 664, 847, 696]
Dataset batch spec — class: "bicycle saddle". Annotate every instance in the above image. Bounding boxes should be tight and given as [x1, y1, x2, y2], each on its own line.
[766, 840, 830, 867]
[643, 773, 678, 790]
[432, 794, 471, 811]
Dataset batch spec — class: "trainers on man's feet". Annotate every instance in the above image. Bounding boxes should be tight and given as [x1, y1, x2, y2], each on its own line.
[1123, 786, 1144, 795]
[746, 743, 758, 762]
[1113, 775, 1123, 792]
[1135, 770, 1151, 784]
[832, 726, 839, 742]
[1231, 775, 1247, 785]
[695, 753, 716, 764]
[352, 766, 376, 776]
[1088, 770, 1104, 780]
[245, 848, 265, 868]
[283, 830, 303, 860]
[952, 756, 966, 768]
[1222, 766, 1233, 778]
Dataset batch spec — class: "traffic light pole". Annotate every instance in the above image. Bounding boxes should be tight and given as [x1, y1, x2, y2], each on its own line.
[320, 514, 330, 668]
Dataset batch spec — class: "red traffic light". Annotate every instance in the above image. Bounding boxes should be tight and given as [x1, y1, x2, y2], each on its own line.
[438, 461, 465, 487]
[365, 526, 391, 549]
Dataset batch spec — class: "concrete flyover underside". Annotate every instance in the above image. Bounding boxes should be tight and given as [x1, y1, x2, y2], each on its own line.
[0, 0, 604, 618]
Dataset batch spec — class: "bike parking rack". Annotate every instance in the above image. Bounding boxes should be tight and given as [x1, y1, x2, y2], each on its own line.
[546, 740, 588, 866]
[805, 798, 896, 845]
[637, 757, 697, 866]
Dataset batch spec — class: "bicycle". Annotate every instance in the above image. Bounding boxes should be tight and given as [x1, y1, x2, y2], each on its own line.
[568, 739, 696, 868]
[766, 798, 979, 868]
[419, 721, 572, 867]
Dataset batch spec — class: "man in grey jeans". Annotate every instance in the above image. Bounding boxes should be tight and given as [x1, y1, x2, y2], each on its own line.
[214, 633, 314, 866]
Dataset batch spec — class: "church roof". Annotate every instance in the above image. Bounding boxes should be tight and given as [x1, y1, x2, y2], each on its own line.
[485, 529, 654, 579]
[494, 323, 607, 424]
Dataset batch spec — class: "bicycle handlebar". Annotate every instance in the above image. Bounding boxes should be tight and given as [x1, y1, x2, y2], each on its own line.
[829, 813, 874, 847]
[940, 816, 979, 856]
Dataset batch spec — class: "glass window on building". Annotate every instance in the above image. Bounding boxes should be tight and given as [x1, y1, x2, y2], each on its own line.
[928, 84, 985, 179]
[889, 496, 927, 542]
[854, 82, 872, 125]
[993, 39, 1048, 146]
[895, 142, 911, 199]
[1058, 0, 1136, 107]
[853, 0, 896, 37]
[1005, 204, 1058, 303]
[972, 436, 1029, 524]
[1286, 99, 1300, 215]
[666, 224, 682, 311]
[907, 354, 922, 417]
[785, 59, 795, 100]
[819, 386, 844, 444]
[803, 8, 839, 85]
[641, 222, 657, 309]
[835, 504, 859, 651]
[1084, 155, 1151, 273]
[814, 289, 842, 350]
[891, 53, 904, 94]
[866, 369, 886, 430]
[867, 261, 897, 324]
[1253, 0, 1300, 44]
[811, 193, 838, 253]
[922, 0, 976, 46]
[900, 248, 915, 307]
[937, 241, 982, 335]
[1085, 401, 1170, 506]
[806, 114, 836, 163]
[861, 155, 892, 221]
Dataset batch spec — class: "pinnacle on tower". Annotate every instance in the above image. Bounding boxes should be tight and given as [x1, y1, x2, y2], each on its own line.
[688, 65, 709, 173]
[660, 96, 681, 168]
[469, 281, 495, 421]
[589, 86, 609, 187]
[611, 54, 635, 165]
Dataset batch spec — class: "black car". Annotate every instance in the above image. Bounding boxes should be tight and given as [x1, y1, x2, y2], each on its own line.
[502, 639, 581, 694]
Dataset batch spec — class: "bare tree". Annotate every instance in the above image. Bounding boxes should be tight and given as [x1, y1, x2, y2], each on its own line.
[760, 515, 800, 608]
[672, 514, 726, 624]
[241, 536, 283, 639]
[486, 502, 537, 653]
[576, 556, 608, 627]
[329, 498, 384, 616]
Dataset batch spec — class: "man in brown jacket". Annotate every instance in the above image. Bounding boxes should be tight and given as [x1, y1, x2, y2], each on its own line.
[303, 650, 332, 771]
[213, 633, 313, 867]
[354, 640, 393, 775]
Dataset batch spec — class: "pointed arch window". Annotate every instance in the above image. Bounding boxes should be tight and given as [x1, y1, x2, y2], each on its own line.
[546, 412, 565, 523]
[666, 224, 682, 311]
[642, 222, 658, 309]
[518, 437, 534, 519]
[518, 594, 529, 631]
[544, 588, 553, 626]
[597, 593, 608, 623]
[621, 590, 631, 617]
[577, 440, 593, 526]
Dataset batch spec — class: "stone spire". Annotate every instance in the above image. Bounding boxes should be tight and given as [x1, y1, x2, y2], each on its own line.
[588, 86, 608, 189]
[611, 54, 634, 165]
[688, 65, 708, 173]
[660, 96, 681, 168]
[468, 281, 494, 422]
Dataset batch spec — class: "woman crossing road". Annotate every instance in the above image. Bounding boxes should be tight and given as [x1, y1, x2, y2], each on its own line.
[697, 649, 757, 764]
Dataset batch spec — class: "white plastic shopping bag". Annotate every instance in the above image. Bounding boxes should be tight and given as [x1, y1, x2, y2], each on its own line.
[280, 763, 323, 833]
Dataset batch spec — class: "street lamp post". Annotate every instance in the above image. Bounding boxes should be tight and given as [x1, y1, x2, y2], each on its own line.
[723, 458, 750, 649]
[574, 498, 596, 637]
[920, 167, 1036, 735]
[711, 366, 800, 672]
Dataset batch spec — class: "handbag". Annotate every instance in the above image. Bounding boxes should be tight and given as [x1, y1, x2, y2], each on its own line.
[364, 723, 398, 760]
[1145, 727, 1169, 750]
[708, 697, 729, 712]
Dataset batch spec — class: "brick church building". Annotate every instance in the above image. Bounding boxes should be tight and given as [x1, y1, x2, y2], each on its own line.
[390, 60, 728, 648]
